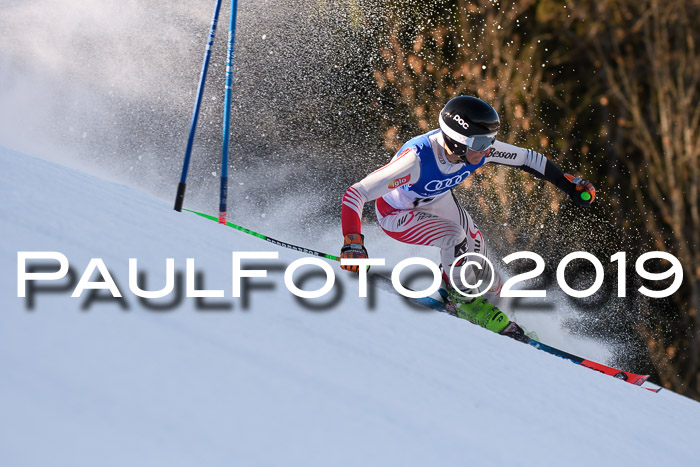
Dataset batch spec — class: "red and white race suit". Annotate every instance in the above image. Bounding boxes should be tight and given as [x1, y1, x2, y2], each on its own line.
[342, 129, 559, 296]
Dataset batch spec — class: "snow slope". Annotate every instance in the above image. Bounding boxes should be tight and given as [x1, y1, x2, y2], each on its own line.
[2, 146, 700, 467]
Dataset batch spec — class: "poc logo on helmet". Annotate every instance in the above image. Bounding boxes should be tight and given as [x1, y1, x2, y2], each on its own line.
[452, 114, 470, 130]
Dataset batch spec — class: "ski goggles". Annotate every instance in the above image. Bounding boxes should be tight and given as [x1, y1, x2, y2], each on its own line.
[443, 132, 495, 156]
[439, 113, 496, 156]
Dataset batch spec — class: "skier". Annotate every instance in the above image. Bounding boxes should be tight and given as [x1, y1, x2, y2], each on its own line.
[339, 96, 595, 341]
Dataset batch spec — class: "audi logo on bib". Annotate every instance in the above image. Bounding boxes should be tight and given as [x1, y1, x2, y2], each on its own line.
[424, 172, 471, 192]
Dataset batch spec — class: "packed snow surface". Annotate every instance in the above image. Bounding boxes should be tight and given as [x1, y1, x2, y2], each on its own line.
[2, 146, 700, 467]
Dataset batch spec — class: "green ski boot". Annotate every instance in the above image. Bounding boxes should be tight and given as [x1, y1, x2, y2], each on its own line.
[445, 290, 530, 342]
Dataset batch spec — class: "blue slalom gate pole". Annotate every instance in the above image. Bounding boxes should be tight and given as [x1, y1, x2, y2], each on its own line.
[218, 0, 239, 224]
[174, 0, 224, 212]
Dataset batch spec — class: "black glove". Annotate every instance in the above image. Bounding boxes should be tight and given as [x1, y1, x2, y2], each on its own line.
[564, 173, 596, 207]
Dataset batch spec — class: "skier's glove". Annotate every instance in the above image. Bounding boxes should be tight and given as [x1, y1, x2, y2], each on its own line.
[340, 233, 368, 273]
[564, 173, 596, 207]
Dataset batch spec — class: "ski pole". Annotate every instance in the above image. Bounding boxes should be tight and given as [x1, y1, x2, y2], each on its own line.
[218, 0, 240, 224]
[184, 209, 341, 261]
[175, 0, 224, 212]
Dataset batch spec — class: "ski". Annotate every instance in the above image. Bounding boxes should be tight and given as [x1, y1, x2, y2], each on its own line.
[369, 274, 660, 391]
[526, 339, 651, 387]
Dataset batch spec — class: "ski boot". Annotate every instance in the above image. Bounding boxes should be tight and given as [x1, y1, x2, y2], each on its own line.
[444, 290, 531, 343]
[499, 322, 531, 343]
